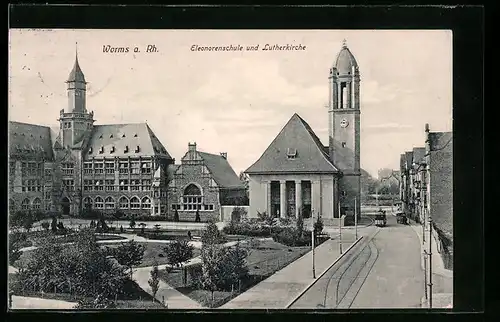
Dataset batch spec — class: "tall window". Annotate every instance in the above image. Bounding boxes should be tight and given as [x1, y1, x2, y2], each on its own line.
[119, 162, 129, 174]
[95, 180, 104, 191]
[119, 196, 129, 209]
[83, 162, 92, 174]
[21, 198, 30, 211]
[141, 196, 151, 209]
[105, 197, 115, 209]
[141, 161, 152, 174]
[61, 162, 74, 175]
[142, 179, 151, 191]
[94, 162, 104, 174]
[119, 179, 129, 191]
[105, 179, 115, 191]
[105, 162, 115, 174]
[83, 197, 93, 209]
[62, 179, 74, 191]
[182, 184, 202, 211]
[95, 196, 104, 209]
[32, 198, 42, 210]
[130, 197, 141, 209]
[130, 179, 141, 191]
[84, 179, 93, 191]
[131, 161, 141, 174]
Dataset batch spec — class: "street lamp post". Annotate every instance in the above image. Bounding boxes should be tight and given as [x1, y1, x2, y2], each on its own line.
[428, 216, 433, 308]
[354, 197, 358, 240]
[312, 212, 316, 279]
[338, 202, 343, 254]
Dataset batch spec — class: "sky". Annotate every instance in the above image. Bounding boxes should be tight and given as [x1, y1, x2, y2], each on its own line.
[8, 29, 452, 178]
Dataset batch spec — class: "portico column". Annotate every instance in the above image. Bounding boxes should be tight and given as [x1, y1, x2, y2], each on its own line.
[311, 180, 320, 218]
[280, 180, 286, 218]
[264, 180, 271, 216]
[295, 180, 302, 218]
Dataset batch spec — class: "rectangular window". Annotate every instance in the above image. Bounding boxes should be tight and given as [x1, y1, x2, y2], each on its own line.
[131, 161, 141, 174]
[62, 179, 74, 191]
[287, 148, 297, 159]
[9, 161, 16, 176]
[95, 179, 104, 191]
[130, 179, 141, 191]
[61, 162, 74, 175]
[119, 161, 129, 174]
[142, 179, 151, 191]
[141, 161, 152, 174]
[105, 179, 115, 191]
[84, 179, 93, 191]
[44, 191, 51, 200]
[341, 142, 347, 148]
[105, 162, 115, 174]
[83, 162, 93, 174]
[119, 179, 129, 191]
[94, 162, 104, 174]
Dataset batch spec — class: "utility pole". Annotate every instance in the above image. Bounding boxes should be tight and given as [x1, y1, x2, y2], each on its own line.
[354, 197, 358, 240]
[428, 216, 433, 308]
[312, 212, 316, 279]
[338, 202, 343, 254]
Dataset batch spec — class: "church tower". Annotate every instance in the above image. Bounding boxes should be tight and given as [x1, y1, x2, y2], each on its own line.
[328, 40, 361, 218]
[58, 46, 94, 148]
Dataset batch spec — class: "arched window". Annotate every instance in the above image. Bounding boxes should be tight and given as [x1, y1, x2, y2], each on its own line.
[95, 196, 104, 209]
[130, 196, 140, 209]
[22, 198, 30, 211]
[105, 197, 115, 209]
[9, 199, 15, 214]
[32, 198, 42, 210]
[83, 197, 93, 209]
[183, 184, 202, 211]
[119, 196, 129, 209]
[141, 196, 151, 209]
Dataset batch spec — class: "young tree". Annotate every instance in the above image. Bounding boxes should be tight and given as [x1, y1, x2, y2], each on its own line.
[148, 260, 160, 301]
[120, 225, 124, 233]
[313, 215, 324, 236]
[114, 240, 146, 278]
[195, 209, 201, 222]
[51, 216, 58, 233]
[139, 223, 147, 234]
[129, 219, 136, 229]
[164, 239, 194, 269]
[199, 244, 226, 307]
[296, 211, 304, 237]
[257, 211, 275, 235]
[173, 209, 180, 222]
[41, 221, 50, 231]
[201, 220, 226, 246]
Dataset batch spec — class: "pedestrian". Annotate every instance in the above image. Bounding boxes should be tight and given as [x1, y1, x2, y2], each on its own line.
[187, 230, 192, 240]
[120, 225, 124, 233]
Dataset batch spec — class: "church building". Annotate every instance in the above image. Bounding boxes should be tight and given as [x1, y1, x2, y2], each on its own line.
[245, 41, 362, 220]
[9, 50, 173, 217]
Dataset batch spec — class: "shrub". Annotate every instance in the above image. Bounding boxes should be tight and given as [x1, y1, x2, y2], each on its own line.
[164, 239, 194, 268]
[201, 220, 227, 245]
[231, 207, 247, 223]
[314, 216, 324, 235]
[173, 209, 180, 222]
[114, 241, 146, 278]
[222, 221, 280, 237]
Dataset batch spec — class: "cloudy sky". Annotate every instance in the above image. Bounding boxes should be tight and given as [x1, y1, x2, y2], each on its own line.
[8, 29, 452, 177]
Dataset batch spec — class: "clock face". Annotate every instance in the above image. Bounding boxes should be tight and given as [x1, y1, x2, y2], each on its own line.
[340, 119, 349, 128]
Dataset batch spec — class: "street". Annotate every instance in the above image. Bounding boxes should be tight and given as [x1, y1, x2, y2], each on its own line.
[290, 214, 424, 309]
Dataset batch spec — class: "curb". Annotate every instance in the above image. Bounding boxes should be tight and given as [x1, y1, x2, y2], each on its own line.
[285, 236, 364, 309]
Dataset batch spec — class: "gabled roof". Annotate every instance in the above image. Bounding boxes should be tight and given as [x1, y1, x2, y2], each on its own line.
[198, 151, 244, 189]
[429, 132, 452, 152]
[245, 113, 338, 174]
[84, 123, 172, 159]
[412, 147, 426, 165]
[9, 121, 54, 160]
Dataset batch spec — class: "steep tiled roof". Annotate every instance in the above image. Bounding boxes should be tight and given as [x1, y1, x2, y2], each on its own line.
[245, 113, 338, 174]
[67, 55, 86, 83]
[84, 123, 172, 159]
[429, 132, 452, 152]
[412, 147, 426, 165]
[198, 152, 244, 189]
[9, 121, 54, 160]
[405, 151, 413, 170]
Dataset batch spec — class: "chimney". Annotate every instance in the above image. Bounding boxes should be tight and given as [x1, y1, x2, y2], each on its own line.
[220, 152, 227, 159]
[188, 142, 197, 152]
[425, 123, 430, 133]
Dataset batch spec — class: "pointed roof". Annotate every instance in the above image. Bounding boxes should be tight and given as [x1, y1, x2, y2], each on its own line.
[67, 47, 86, 83]
[245, 113, 338, 174]
[9, 121, 54, 160]
[198, 151, 244, 189]
[334, 40, 358, 75]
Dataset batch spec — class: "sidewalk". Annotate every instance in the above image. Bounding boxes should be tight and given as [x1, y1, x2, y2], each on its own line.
[409, 221, 453, 308]
[220, 233, 359, 309]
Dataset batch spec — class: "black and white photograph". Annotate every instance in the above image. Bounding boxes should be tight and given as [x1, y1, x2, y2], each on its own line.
[8, 28, 453, 310]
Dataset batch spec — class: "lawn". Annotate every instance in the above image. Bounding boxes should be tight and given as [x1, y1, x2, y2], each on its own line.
[103, 242, 201, 268]
[158, 239, 311, 308]
[8, 273, 165, 309]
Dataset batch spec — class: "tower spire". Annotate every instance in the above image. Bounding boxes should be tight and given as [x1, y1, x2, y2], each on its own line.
[75, 41, 78, 62]
[342, 39, 347, 48]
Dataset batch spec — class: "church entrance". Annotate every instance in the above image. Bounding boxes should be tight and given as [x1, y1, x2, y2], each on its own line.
[61, 197, 71, 216]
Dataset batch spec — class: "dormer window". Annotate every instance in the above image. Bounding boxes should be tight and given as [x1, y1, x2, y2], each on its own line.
[134, 134, 138, 137]
[124, 145, 129, 153]
[89, 147, 93, 154]
[110, 146, 115, 153]
[122, 134, 126, 138]
[342, 142, 347, 148]
[99, 146, 104, 154]
[135, 145, 140, 153]
[287, 148, 297, 159]
[110, 134, 113, 138]
[99, 134, 103, 139]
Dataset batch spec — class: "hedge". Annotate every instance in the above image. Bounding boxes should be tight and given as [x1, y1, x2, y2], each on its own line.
[271, 228, 329, 247]
[222, 222, 284, 237]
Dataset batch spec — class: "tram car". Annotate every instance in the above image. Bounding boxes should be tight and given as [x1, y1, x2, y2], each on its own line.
[375, 213, 387, 227]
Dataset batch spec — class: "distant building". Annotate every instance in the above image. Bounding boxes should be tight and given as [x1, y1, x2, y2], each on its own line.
[167, 142, 247, 222]
[245, 41, 363, 220]
[9, 51, 173, 217]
